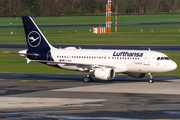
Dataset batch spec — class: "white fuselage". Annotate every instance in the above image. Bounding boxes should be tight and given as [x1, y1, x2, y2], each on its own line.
[50, 48, 177, 73]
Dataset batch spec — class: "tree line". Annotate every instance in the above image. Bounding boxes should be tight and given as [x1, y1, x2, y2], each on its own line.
[0, 0, 180, 17]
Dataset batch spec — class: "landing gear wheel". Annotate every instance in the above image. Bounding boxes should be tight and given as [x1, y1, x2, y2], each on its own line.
[149, 79, 154, 83]
[84, 77, 92, 83]
[89, 77, 92, 82]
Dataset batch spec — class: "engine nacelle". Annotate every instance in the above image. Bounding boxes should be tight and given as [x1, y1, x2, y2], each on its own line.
[94, 68, 115, 80]
[127, 72, 146, 78]
[58, 64, 77, 71]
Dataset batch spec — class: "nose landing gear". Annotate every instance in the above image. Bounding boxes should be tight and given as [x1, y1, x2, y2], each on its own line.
[148, 73, 154, 83]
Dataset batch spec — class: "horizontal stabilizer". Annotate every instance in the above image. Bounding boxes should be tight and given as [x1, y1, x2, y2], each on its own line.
[4, 51, 39, 56]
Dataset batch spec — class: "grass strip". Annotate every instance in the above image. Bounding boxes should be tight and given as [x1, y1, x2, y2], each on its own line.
[1, 14, 180, 25]
[1, 24, 180, 44]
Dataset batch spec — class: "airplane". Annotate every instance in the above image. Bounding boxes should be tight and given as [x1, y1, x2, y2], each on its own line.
[16, 16, 177, 83]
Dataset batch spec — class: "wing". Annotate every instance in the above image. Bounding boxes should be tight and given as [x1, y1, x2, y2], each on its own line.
[33, 60, 127, 73]
[34, 60, 115, 71]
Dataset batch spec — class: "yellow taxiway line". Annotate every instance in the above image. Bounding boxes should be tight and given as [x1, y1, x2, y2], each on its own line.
[136, 82, 171, 84]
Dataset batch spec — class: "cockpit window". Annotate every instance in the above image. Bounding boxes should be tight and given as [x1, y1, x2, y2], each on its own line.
[157, 57, 169, 60]
[164, 57, 169, 60]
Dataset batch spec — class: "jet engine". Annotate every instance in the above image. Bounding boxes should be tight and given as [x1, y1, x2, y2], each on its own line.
[127, 72, 146, 78]
[94, 68, 115, 80]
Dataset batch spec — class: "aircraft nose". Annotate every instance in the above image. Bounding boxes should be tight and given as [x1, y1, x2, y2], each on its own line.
[170, 60, 177, 71]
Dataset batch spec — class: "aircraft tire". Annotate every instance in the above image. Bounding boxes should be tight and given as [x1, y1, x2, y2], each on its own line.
[84, 77, 91, 83]
[149, 79, 154, 83]
[89, 77, 92, 82]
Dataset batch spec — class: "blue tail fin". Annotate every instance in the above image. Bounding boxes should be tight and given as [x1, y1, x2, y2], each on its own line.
[22, 16, 54, 50]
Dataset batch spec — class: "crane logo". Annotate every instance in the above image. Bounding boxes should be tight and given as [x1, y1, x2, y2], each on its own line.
[27, 31, 41, 47]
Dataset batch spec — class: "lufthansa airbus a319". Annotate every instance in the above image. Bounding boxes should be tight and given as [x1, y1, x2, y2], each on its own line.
[16, 16, 177, 83]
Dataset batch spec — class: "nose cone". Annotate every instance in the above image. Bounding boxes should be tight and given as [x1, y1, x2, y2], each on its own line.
[169, 60, 177, 71]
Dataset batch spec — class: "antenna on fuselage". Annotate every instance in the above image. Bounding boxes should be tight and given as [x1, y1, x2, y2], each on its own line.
[148, 48, 151, 51]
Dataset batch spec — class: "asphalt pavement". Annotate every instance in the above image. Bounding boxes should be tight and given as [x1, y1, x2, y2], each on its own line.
[0, 73, 180, 119]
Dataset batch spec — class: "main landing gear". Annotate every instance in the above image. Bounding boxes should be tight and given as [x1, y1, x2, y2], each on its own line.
[148, 73, 154, 83]
[84, 75, 92, 83]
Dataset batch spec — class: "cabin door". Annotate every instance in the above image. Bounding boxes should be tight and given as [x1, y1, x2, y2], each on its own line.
[144, 53, 151, 65]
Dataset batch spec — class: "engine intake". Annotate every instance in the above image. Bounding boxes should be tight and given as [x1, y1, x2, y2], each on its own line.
[94, 68, 115, 80]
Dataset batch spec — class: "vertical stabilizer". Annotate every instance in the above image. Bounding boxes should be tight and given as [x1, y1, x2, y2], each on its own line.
[22, 16, 54, 50]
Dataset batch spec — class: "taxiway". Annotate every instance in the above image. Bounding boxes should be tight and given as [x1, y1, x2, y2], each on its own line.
[0, 73, 180, 119]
